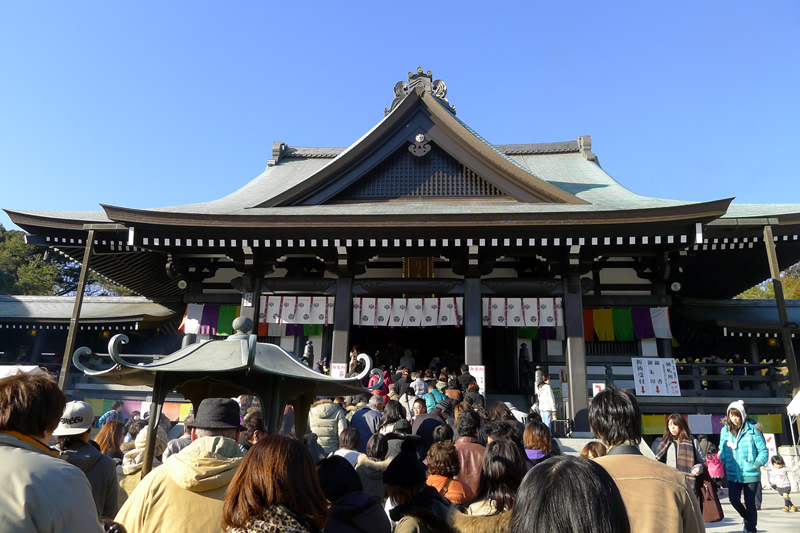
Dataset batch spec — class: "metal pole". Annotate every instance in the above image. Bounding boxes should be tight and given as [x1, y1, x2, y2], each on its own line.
[58, 229, 94, 391]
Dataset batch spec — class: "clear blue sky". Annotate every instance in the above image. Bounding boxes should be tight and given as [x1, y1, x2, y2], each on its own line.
[2, 2, 798, 231]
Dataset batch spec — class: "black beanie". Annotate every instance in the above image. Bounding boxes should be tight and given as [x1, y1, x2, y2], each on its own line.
[383, 451, 427, 485]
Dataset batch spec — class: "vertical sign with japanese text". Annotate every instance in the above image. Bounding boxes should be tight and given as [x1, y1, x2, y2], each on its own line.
[469, 365, 486, 397]
[632, 358, 681, 396]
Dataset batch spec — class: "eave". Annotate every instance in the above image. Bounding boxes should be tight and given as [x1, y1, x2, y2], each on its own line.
[98, 198, 733, 230]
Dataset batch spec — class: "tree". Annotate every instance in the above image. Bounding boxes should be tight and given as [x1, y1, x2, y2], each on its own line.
[0, 224, 134, 296]
[736, 262, 800, 299]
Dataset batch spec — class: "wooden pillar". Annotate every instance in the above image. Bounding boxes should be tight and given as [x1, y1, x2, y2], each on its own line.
[331, 277, 353, 365]
[464, 276, 483, 365]
[564, 275, 590, 433]
[763, 226, 800, 399]
[59, 229, 94, 392]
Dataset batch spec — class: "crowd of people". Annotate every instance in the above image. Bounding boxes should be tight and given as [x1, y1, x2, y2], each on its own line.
[1, 362, 793, 533]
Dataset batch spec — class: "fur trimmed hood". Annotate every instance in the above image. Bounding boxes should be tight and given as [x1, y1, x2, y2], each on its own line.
[355, 455, 393, 477]
[450, 508, 512, 533]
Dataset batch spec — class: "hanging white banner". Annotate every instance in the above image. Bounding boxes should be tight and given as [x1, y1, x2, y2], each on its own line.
[506, 298, 523, 327]
[375, 298, 393, 327]
[389, 298, 406, 327]
[280, 296, 297, 324]
[438, 297, 458, 327]
[489, 297, 505, 327]
[421, 298, 439, 327]
[523, 298, 539, 327]
[538, 298, 556, 327]
[295, 296, 312, 324]
[403, 298, 423, 327]
[359, 298, 377, 326]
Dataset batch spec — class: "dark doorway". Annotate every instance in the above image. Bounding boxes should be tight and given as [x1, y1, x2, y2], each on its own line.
[482, 327, 519, 393]
[349, 326, 465, 372]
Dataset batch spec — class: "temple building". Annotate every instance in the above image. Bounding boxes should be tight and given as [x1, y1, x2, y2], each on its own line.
[5, 67, 799, 434]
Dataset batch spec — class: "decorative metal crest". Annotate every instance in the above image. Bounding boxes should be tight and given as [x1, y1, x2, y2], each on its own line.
[385, 66, 456, 116]
[409, 133, 431, 157]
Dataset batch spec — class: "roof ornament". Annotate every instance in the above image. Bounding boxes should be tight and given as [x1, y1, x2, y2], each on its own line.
[409, 133, 431, 157]
[385, 66, 456, 116]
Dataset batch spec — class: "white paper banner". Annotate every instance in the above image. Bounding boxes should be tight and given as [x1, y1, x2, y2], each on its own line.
[295, 296, 312, 324]
[280, 296, 297, 324]
[438, 297, 458, 327]
[688, 414, 714, 435]
[184, 303, 203, 334]
[506, 298, 523, 327]
[422, 298, 439, 327]
[482, 297, 491, 326]
[375, 298, 392, 327]
[523, 298, 539, 326]
[358, 298, 377, 326]
[539, 298, 556, 327]
[403, 298, 423, 327]
[389, 298, 406, 327]
[489, 297, 505, 327]
[650, 307, 672, 339]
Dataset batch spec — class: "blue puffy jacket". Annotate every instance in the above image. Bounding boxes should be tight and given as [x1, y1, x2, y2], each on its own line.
[719, 419, 768, 484]
[423, 389, 445, 412]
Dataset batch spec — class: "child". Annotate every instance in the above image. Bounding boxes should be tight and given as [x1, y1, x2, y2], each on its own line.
[766, 454, 797, 512]
[705, 443, 726, 496]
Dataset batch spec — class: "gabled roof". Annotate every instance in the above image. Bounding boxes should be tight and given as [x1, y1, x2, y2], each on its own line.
[4, 68, 798, 230]
[255, 88, 587, 207]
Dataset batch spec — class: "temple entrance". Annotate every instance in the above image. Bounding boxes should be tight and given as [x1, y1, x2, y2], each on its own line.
[482, 326, 520, 393]
[348, 325, 465, 373]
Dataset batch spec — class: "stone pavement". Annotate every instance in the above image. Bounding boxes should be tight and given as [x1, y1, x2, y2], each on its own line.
[708, 488, 798, 532]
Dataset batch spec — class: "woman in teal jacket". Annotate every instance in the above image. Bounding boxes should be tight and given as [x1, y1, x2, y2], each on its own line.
[719, 400, 768, 533]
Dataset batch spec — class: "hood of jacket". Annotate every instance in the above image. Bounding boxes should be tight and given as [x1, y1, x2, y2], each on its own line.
[450, 508, 511, 533]
[165, 436, 244, 492]
[329, 491, 385, 524]
[59, 440, 104, 473]
[390, 486, 455, 532]
[311, 399, 341, 419]
[355, 455, 393, 479]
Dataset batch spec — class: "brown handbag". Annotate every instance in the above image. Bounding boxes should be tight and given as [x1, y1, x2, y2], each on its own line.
[698, 472, 724, 523]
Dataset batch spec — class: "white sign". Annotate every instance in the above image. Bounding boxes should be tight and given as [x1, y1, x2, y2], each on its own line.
[764, 433, 778, 459]
[632, 357, 681, 396]
[592, 383, 606, 397]
[470, 365, 486, 397]
[330, 363, 347, 379]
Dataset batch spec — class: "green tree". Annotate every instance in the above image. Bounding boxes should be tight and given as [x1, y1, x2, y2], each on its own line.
[0, 224, 134, 296]
[736, 262, 800, 299]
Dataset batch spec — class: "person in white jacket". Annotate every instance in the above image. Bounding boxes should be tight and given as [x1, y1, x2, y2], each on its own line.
[0, 371, 104, 533]
[537, 374, 556, 431]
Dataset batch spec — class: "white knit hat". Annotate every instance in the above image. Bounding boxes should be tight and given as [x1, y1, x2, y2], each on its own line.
[727, 400, 747, 420]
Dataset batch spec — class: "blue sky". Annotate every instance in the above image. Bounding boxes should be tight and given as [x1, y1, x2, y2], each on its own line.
[2, 2, 798, 231]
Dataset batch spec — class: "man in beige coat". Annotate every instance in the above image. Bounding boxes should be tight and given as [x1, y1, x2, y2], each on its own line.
[115, 398, 245, 533]
[589, 386, 705, 533]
